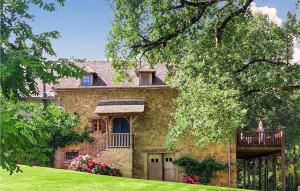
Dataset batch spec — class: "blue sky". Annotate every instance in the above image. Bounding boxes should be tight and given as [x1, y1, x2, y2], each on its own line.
[29, 0, 299, 61]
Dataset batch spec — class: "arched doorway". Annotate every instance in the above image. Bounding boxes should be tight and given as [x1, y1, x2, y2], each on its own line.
[112, 117, 130, 133]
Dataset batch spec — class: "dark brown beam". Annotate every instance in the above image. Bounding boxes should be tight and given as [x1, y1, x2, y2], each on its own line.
[281, 132, 286, 191]
[265, 156, 268, 191]
[243, 159, 246, 189]
[272, 155, 277, 191]
[247, 160, 250, 189]
[259, 158, 262, 190]
[252, 159, 255, 189]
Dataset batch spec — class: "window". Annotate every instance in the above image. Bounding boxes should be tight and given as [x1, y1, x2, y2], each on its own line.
[82, 75, 92, 86]
[92, 119, 107, 133]
[65, 151, 79, 162]
[151, 158, 159, 163]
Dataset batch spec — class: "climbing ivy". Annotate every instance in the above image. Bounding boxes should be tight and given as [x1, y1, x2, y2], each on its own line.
[173, 156, 226, 184]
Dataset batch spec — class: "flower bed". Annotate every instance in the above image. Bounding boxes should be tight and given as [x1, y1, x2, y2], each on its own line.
[68, 154, 122, 176]
[183, 175, 201, 184]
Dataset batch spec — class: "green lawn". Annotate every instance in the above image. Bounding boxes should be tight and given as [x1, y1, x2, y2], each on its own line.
[0, 165, 247, 191]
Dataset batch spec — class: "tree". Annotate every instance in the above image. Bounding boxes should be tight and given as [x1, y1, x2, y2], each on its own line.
[0, 0, 83, 100]
[285, 94, 300, 190]
[106, 0, 300, 145]
[107, 2, 300, 189]
[0, 99, 92, 174]
[0, 0, 87, 174]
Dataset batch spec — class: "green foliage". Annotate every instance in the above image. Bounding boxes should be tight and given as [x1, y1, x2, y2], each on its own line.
[0, 99, 93, 174]
[107, 3, 299, 189]
[173, 156, 226, 184]
[0, 0, 84, 100]
[106, 0, 300, 148]
[165, 76, 246, 147]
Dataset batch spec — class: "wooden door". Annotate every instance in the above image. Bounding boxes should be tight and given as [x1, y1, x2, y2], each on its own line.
[163, 153, 176, 181]
[112, 118, 130, 133]
[148, 153, 163, 180]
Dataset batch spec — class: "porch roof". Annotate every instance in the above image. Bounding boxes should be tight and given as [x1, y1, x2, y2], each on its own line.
[94, 99, 145, 115]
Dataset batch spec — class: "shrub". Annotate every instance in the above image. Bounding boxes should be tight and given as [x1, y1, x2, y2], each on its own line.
[173, 156, 226, 184]
[183, 175, 201, 184]
[68, 154, 122, 176]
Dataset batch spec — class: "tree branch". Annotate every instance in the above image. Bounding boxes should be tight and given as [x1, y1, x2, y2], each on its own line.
[241, 85, 300, 98]
[131, 0, 224, 51]
[235, 58, 289, 73]
[214, 0, 254, 44]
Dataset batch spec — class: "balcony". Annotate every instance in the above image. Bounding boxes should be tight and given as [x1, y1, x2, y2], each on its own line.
[237, 131, 284, 159]
[236, 130, 286, 190]
[107, 133, 133, 148]
[237, 131, 283, 147]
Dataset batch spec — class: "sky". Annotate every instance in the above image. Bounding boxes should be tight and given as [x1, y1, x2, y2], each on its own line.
[29, 0, 300, 61]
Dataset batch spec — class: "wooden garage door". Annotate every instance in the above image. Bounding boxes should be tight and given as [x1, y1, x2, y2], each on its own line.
[163, 153, 176, 182]
[148, 153, 163, 180]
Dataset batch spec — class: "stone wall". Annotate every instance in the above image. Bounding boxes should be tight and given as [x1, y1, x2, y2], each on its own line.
[95, 148, 132, 177]
[55, 88, 237, 187]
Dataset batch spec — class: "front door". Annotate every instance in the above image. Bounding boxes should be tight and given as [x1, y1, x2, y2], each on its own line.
[112, 118, 130, 133]
[148, 153, 163, 180]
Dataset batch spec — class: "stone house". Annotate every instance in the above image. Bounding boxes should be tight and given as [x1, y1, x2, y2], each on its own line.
[41, 61, 236, 187]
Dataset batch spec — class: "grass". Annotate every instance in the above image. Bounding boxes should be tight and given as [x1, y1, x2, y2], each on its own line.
[0, 165, 248, 191]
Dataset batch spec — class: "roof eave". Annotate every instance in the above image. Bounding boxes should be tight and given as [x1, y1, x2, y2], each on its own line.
[53, 85, 172, 91]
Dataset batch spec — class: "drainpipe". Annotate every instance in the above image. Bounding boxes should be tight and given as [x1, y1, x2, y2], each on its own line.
[42, 81, 48, 109]
[228, 139, 231, 187]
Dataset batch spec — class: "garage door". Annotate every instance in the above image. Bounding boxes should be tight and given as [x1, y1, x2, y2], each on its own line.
[148, 153, 176, 181]
[163, 153, 176, 182]
[148, 153, 163, 180]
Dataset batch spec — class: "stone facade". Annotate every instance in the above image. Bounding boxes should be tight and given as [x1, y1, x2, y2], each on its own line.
[54, 87, 237, 187]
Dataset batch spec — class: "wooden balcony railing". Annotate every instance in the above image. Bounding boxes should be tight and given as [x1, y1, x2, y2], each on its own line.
[107, 133, 132, 148]
[237, 131, 283, 147]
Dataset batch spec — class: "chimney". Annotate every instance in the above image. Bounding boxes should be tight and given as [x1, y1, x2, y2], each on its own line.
[137, 70, 155, 86]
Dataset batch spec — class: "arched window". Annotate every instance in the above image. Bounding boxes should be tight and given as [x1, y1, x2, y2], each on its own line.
[112, 118, 130, 133]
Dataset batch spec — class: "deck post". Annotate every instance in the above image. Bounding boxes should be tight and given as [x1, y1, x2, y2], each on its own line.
[265, 156, 268, 191]
[243, 159, 246, 189]
[259, 157, 262, 190]
[247, 160, 250, 189]
[281, 131, 286, 191]
[252, 159, 255, 189]
[272, 155, 277, 191]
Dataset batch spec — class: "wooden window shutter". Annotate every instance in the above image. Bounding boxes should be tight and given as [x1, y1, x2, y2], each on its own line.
[100, 119, 107, 133]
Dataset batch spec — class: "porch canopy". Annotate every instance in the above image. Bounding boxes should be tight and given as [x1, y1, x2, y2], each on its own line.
[94, 99, 145, 115]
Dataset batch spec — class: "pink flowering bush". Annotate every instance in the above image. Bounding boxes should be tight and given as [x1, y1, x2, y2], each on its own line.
[68, 154, 122, 176]
[183, 175, 201, 184]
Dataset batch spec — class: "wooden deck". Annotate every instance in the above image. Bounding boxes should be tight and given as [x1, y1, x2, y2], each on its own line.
[236, 131, 283, 159]
[236, 130, 285, 190]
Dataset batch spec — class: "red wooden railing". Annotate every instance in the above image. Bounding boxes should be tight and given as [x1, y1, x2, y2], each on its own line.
[107, 133, 132, 148]
[237, 131, 283, 146]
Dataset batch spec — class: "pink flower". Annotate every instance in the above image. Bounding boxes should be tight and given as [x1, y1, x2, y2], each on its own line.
[102, 161, 109, 167]
[182, 175, 201, 184]
[88, 160, 93, 167]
